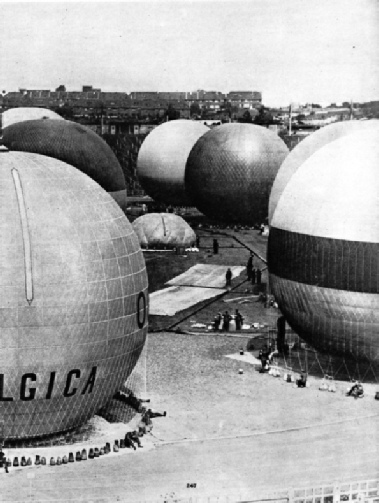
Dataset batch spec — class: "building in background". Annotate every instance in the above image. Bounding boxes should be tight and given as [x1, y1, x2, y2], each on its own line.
[0, 86, 263, 123]
[1, 85, 374, 197]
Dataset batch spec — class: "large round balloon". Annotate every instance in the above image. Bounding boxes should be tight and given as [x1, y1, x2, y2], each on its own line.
[137, 120, 209, 206]
[185, 123, 289, 224]
[1, 107, 64, 129]
[133, 213, 196, 249]
[269, 119, 379, 223]
[0, 150, 148, 439]
[2, 119, 127, 211]
[268, 129, 379, 366]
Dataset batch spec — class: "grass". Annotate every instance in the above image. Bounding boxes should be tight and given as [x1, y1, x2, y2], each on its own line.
[145, 229, 277, 332]
[144, 228, 379, 383]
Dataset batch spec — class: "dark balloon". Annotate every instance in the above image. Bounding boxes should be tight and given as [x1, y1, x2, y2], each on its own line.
[268, 129, 379, 367]
[2, 119, 127, 211]
[185, 123, 288, 224]
[0, 151, 148, 439]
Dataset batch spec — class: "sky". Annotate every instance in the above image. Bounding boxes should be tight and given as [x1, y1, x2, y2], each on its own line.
[0, 0, 378, 106]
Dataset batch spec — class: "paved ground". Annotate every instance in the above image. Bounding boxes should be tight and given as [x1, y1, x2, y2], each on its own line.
[1, 332, 379, 502]
[1, 229, 378, 502]
[2, 416, 378, 502]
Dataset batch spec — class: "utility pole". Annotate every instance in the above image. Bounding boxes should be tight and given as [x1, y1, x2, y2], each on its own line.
[101, 101, 104, 134]
[349, 99, 354, 120]
[288, 103, 293, 136]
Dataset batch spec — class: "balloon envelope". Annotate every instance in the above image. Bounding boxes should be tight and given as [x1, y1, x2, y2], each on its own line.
[1, 107, 64, 129]
[0, 151, 148, 439]
[185, 123, 288, 224]
[133, 213, 196, 249]
[269, 119, 379, 223]
[2, 119, 127, 211]
[137, 120, 209, 206]
[268, 129, 379, 367]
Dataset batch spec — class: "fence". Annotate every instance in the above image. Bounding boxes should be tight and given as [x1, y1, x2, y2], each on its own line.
[290, 479, 379, 503]
[130, 478, 379, 503]
[6, 477, 378, 503]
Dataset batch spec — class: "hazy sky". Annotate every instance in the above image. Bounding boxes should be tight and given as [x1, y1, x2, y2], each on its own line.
[0, 0, 378, 106]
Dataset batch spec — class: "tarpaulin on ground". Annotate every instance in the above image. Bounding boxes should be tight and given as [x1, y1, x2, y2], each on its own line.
[166, 264, 245, 288]
[225, 353, 261, 365]
[149, 286, 225, 316]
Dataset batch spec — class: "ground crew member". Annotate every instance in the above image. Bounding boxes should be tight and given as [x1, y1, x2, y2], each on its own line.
[213, 239, 219, 254]
[235, 309, 243, 330]
[251, 267, 256, 285]
[246, 253, 253, 280]
[222, 311, 231, 331]
[0, 449, 8, 473]
[256, 268, 262, 285]
[130, 430, 143, 447]
[214, 313, 222, 331]
[346, 382, 364, 398]
[124, 432, 136, 450]
[145, 409, 166, 419]
[296, 373, 307, 388]
[226, 268, 232, 287]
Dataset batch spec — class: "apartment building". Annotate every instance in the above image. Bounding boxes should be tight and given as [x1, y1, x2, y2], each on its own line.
[0, 86, 262, 121]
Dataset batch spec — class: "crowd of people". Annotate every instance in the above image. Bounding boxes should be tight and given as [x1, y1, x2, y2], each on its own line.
[213, 309, 244, 332]
[257, 341, 308, 387]
[246, 252, 263, 285]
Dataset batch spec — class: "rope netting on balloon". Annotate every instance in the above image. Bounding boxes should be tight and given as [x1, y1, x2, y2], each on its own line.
[123, 335, 148, 400]
[266, 328, 379, 385]
[97, 336, 149, 424]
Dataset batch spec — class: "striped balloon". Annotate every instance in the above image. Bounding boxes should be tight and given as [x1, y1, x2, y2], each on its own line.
[268, 128, 379, 366]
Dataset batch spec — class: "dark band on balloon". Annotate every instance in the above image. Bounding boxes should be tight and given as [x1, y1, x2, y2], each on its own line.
[3, 120, 125, 192]
[268, 227, 378, 294]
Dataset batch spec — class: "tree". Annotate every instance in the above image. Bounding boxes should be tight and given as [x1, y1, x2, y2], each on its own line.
[253, 106, 273, 126]
[240, 110, 253, 123]
[164, 104, 180, 121]
[190, 102, 201, 118]
[54, 103, 74, 120]
[200, 107, 209, 119]
[222, 101, 238, 119]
